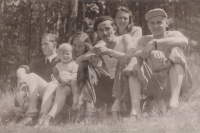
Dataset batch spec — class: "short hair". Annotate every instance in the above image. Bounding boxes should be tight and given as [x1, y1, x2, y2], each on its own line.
[58, 43, 72, 54]
[42, 33, 58, 47]
[114, 6, 134, 32]
[70, 32, 93, 53]
[93, 16, 115, 32]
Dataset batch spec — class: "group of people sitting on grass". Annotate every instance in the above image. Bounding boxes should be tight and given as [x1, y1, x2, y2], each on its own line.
[9, 6, 192, 128]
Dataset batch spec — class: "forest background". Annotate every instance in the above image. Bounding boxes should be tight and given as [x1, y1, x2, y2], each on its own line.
[0, 0, 199, 91]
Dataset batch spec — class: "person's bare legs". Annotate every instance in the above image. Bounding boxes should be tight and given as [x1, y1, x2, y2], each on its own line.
[85, 101, 97, 122]
[75, 86, 91, 123]
[123, 57, 147, 88]
[123, 57, 139, 76]
[40, 82, 57, 115]
[169, 64, 184, 108]
[111, 98, 121, 112]
[17, 73, 47, 126]
[47, 85, 71, 118]
[77, 89, 84, 110]
[25, 73, 47, 117]
[71, 79, 79, 110]
[129, 75, 142, 118]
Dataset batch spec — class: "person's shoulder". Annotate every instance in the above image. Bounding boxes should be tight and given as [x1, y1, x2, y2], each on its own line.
[137, 35, 152, 48]
[50, 55, 61, 66]
[122, 33, 132, 39]
[129, 25, 142, 34]
[139, 35, 152, 42]
[131, 26, 142, 32]
[70, 60, 78, 66]
[69, 60, 78, 71]
[66, 60, 78, 67]
[121, 34, 132, 45]
[167, 31, 186, 37]
[55, 62, 62, 68]
[53, 55, 61, 63]
[32, 57, 45, 64]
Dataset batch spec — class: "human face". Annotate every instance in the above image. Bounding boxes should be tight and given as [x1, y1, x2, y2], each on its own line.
[41, 38, 56, 57]
[72, 38, 86, 58]
[96, 20, 117, 43]
[115, 10, 129, 30]
[147, 16, 168, 37]
[59, 48, 73, 63]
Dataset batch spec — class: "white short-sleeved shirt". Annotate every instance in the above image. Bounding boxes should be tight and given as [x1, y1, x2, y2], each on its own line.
[55, 60, 78, 78]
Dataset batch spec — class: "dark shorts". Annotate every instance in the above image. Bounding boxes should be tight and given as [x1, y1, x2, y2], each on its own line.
[81, 64, 114, 104]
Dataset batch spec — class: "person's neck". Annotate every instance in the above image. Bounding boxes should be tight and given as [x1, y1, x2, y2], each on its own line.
[153, 31, 167, 39]
[62, 59, 72, 64]
[106, 36, 117, 49]
[45, 51, 56, 58]
[117, 28, 127, 36]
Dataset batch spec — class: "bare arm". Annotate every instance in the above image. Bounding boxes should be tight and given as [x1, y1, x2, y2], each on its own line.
[130, 50, 143, 59]
[130, 26, 142, 47]
[155, 36, 188, 48]
[142, 31, 188, 59]
[122, 34, 137, 54]
[76, 51, 95, 64]
[71, 73, 77, 80]
[121, 34, 144, 59]
[97, 34, 135, 60]
[53, 67, 62, 84]
[158, 31, 188, 48]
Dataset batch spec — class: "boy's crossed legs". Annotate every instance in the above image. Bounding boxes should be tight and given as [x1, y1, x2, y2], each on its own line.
[13, 73, 48, 126]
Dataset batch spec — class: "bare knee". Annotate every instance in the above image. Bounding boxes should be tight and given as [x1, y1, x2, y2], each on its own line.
[58, 85, 72, 96]
[71, 79, 79, 92]
[173, 63, 184, 70]
[46, 82, 57, 92]
[28, 73, 38, 80]
[170, 63, 185, 75]
[44, 84, 57, 100]
[71, 78, 77, 85]
[128, 75, 142, 93]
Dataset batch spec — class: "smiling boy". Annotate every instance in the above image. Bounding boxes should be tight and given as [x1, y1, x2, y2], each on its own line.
[77, 16, 145, 120]
[135, 9, 192, 112]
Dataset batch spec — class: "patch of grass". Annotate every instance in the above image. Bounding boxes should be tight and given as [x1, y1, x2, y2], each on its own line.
[0, 92, 15, 124]
[0, 53, 200, 133]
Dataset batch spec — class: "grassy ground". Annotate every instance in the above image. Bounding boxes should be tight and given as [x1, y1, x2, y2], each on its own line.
[0, 53, 200, 133]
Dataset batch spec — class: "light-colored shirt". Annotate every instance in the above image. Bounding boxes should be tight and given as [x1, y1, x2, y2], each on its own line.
[55, 60, 78, 78]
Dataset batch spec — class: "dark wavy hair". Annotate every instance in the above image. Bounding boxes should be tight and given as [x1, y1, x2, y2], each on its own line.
[70, 32, 92, 55]
[114, 6, 134, 33]
[70, 32, 93, 91]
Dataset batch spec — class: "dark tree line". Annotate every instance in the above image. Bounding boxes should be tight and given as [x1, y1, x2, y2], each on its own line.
[0, 0, 199, 91]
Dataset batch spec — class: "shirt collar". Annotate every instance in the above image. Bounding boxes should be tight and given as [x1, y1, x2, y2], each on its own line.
[46, 53, 57, 63]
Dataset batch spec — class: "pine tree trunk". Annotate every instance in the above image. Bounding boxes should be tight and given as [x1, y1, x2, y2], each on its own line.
[56, 1, 61, 39]
[38, 2, 42, 54]
[66, 0, 78, 41]
[28, 0, 32, 63]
